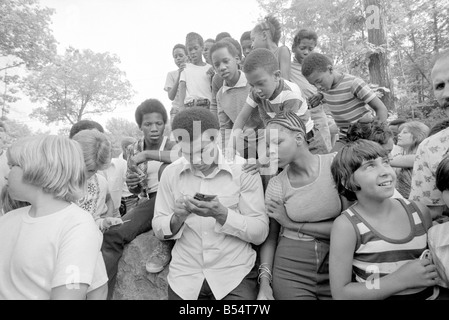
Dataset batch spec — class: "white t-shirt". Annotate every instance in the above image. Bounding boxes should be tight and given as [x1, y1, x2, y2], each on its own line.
[180, 63, 213, 103]
[0, 204, 105, 299]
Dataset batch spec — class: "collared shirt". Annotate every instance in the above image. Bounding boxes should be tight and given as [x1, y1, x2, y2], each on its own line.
[216, 71, 264, 151]
[152, 151, 269, 300]
[409, 127, 449, 207]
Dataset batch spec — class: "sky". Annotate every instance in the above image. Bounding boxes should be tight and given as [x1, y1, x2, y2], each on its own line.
[9, 0, 264, 133]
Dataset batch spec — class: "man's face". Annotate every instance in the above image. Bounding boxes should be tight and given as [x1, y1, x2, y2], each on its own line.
[432, 57, 449, 116]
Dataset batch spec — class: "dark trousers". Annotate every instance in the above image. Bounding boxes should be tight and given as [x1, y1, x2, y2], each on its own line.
[101, 195, 156, 299]
[167, 266, 258, 300]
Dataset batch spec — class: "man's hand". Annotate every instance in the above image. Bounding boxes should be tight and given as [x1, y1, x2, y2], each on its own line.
[182, 195, 228, 225]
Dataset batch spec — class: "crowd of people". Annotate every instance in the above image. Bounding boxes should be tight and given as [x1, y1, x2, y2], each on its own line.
[0, 14, 449, 301]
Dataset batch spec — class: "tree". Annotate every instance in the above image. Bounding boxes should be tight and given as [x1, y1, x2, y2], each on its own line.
[105, 117, 141, 140]
[364, 0, 395, 109]
[23, 47, 135, 125]
[0, 0, 57, 118]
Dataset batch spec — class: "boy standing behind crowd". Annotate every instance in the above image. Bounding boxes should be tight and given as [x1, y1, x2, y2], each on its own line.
[290, 29, 332, 152]
[302, 52, 388, 152]
[179, 32, 213, 110]
[228, 48, 328, 158]
[164, 44, 189, 126]
[210, 39, 264, 159]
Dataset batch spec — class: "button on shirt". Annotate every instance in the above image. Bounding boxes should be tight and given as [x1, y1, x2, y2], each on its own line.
[152, 152, 269, 300]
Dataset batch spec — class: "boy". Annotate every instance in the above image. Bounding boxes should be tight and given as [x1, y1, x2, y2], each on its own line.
[203, 38, 215, 65]
[290, 29, 332, 152]
[228, 48, 328, 157]
[179, 32, 213, 110]
[210, 39, 264, 159]
[240, 31, 252, 61]
[210, 37, 243, 119]
[302, 52, 388, 152]
[164, 44, 189, 126]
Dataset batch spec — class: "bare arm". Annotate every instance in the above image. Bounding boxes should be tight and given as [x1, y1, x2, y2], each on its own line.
[167, 69, 183, 101]
[51, 284, 89, 300]
[368, 96, 388, 122]
[257, 218, 280, 300]
[390, 154, 415, 168]
[178, 81, 186, 112]
[278, 46, 291, 81]
[330, 214, 437, 300]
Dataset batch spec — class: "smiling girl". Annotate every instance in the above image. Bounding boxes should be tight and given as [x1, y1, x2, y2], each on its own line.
[329, 139, 438, 300]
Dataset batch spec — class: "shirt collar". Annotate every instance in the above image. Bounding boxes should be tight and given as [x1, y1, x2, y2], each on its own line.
[179, 147, 235, 178]
[221, 71, 247, 94]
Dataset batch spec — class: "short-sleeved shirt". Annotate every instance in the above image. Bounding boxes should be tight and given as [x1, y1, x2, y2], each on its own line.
[216, 71, 264, 151]
[409, 127, 449, 207]
[246, 78, 314, 133]
[179, 63, 213, 103]
[322, 73, 376, 138]
[164, 69, 184, 111]
[0, 204, 104, 299]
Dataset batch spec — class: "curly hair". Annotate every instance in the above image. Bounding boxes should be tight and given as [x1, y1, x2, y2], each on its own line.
[172, 107, 219, 142]
[243, 48, 278, 74]
[186, 32, 204, 47]
[292, 29, 318, 51]
[135, 99, 168, 127]
[301, 52, 333, 78]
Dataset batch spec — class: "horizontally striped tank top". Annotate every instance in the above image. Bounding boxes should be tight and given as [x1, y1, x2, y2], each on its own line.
[343, 198, 428, 297]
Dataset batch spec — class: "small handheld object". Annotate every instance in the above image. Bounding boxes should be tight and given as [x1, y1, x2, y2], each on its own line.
[193, 192, 217, 202]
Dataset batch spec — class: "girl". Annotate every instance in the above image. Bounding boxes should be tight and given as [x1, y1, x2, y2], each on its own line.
[72, 129, 122, 232]
[257, 112, 350, 300]
[0, 135, 107, 299]
[329, 139, 438, 300]
[251, 14, 291, 80]
[390, 121, 430, 198]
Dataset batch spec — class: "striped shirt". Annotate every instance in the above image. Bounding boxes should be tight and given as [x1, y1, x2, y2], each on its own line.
[343, 198, 429, 298]
[246, 78, 314, 133]
[322, 73, 376, 138]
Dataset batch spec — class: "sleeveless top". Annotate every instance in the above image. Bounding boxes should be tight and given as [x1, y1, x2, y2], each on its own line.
[343, 198, 428, 297]
[265, 153, 341, 241]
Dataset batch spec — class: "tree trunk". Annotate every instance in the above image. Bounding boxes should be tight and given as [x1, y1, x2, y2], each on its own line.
[432, 0, 439, 53]
[364, 0, 395, 110]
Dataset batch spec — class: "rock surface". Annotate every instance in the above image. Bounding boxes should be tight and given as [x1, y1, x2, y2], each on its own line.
[112, 230, 169, 300]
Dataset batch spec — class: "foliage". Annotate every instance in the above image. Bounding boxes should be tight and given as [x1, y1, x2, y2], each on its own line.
[105, 117, 141, 141]
[23, 47, 135, 125]
[0, 0, 57, 117]
[256, 0, 449, 126]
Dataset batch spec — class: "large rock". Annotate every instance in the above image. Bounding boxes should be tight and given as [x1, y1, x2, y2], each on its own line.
[112, 230, 169, 300]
